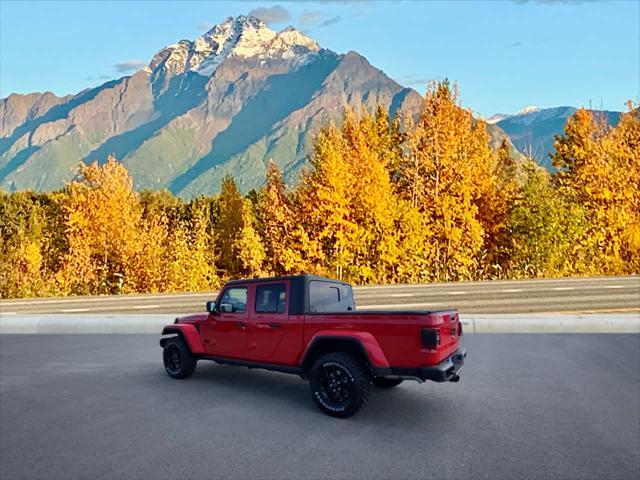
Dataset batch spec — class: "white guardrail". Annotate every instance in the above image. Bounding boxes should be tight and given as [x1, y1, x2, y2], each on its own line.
[0, 313, 638, 334]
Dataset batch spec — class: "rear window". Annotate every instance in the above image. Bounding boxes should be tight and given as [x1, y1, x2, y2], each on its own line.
[308, 281, 355, 313]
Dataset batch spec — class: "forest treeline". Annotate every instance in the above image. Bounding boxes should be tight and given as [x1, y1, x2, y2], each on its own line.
[1, 82, 638, 298]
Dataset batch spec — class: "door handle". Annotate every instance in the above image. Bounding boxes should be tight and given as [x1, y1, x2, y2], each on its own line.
[235, 321, 246, 329]
[268, 322, 283, 329]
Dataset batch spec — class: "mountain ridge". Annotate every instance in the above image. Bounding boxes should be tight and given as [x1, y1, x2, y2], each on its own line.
[494, 106, 622, 168]
[0, 15, 519, 197]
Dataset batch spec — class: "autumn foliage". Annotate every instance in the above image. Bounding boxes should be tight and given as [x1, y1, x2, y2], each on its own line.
[1, 82, 638, 297]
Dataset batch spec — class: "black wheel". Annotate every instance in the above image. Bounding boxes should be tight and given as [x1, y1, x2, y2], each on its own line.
[163, 337, 196, 379]
[309, 352, 370, 418]
[373, 377, 403, 388]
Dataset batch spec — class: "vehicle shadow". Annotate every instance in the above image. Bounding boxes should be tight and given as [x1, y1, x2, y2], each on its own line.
[146, 359, 453, 427]
[169, 361, 316, 413]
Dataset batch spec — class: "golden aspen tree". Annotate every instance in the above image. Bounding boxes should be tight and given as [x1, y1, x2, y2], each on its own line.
[257, 161, 309, 276]
[344, 111, 406, 283]
[598, 104, 640, 272]
[0, 191, 52, 297]
[164, 207, 219, 291]
[296, 109, 410, 283]
[403, 81, 488, 281]
[59, 156, 142, 295]
[504, 161, 589, 277]
[551, 108, 630, 273]
[477, 139, 520, 277]
[134, 212, 170, 293]
[233, 202, 266, 278]
[217, 176, 246, 275]
[295, 121, 354, 279]
[217, 176, 265, 278]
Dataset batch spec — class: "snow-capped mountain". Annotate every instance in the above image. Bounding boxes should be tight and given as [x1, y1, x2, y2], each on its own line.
[149, 17, 320, 80]
[0, 15, 516, 196]
[486, 106, 540, 124]
[494, 106, 622, 168]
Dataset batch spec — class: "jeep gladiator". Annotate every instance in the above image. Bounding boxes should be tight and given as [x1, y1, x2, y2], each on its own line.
[160, 274, 466, 417]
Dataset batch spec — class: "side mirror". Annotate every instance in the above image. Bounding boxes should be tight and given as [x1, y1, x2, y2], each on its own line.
[206, 301, 217, 313]
[219, 303, 233, 313]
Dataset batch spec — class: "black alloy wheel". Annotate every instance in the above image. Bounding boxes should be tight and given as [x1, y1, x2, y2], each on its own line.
[309, 352, 370, 418]
[162, 337, 197, 379]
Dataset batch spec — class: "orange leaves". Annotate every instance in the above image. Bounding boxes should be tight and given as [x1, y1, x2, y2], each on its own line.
[2, 91, 638, 299]
[551, 105, 640, 274]
[404, 81, 494, 281]
[59, 156, 141, 294]
[257, 161, 309, 276]
[217, 176, 265, 278]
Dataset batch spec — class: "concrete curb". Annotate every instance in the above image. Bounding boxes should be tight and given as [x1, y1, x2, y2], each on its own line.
[460, 313, 640, 333]
[1, 313, 639, 334]
[0, 314, 177, 334]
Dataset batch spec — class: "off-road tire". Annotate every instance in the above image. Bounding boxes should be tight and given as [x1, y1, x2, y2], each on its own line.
[309, 352, 370, 418]
[163, 337, 197, 379]
[373, 377, 404, 388]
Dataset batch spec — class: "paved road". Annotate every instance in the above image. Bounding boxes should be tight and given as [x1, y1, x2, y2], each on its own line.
[1, 334, 638, 480]
[1, 276, 639, 315]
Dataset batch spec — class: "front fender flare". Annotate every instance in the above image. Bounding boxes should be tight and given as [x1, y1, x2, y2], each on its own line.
[160, 324, 205, 355]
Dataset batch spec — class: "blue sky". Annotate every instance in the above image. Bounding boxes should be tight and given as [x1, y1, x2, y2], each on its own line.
[1, 0, 638, 116]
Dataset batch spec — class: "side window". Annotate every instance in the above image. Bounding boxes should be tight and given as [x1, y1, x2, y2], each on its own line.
[255, 284, 286, 314]
[219, 287, 247, 313]
[309, 281, 354, 312]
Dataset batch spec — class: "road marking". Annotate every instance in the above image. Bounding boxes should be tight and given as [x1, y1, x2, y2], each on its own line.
[501, 289, 523, 293]
[354, 276, 640, 291]
[1, 312, 16, 315]
[552, 308, 640, 314]
[0, 292, 219, 306]
[553, 287, 575, 291]
[447, 291, 467, 295]
[389, 293, 416, 297]
[604, 285, 625, 289]
[359, 303, 441, 310]
[133, 305, 160, 309]
[60, 308, 90, 313]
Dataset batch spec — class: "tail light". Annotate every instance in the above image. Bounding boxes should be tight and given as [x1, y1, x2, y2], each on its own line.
[421, 328, 440, 348]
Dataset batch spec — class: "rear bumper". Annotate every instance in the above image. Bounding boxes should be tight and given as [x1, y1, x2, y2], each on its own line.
[383, 348, 467, 383]
[420, 348, 466, 382]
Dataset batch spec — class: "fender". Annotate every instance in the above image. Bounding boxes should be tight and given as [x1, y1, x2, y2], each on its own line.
[300, 330, 391, 368]
[161, 324, 205, 355]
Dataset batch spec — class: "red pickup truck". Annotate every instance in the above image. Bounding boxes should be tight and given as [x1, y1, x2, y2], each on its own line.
[160, 274, 466, 417]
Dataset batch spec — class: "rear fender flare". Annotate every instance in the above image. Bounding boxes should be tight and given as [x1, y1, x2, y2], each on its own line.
[160, 324, 205, 355]
[300, 330, 390, 370]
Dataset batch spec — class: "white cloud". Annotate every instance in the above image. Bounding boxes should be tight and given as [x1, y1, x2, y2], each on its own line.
[114, 60, 146, 73]
[299, 11, 342, 28]
[248, 5, 291, 25]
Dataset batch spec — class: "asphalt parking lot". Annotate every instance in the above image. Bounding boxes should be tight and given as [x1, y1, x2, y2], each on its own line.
[1, 334, 639, 480]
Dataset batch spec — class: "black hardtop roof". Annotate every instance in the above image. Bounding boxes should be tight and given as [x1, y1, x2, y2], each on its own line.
[224, 274, 351, 286]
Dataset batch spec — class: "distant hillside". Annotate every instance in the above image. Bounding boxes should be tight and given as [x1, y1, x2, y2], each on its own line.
[0, 15, 519, 197]
[494, 106, 622, 169]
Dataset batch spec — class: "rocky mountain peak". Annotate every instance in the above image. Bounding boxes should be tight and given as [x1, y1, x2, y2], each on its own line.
[148, 15, 321, 79]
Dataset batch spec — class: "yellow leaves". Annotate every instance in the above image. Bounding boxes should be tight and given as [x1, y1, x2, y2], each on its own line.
[403, 81, 493, 280]
[257, 161, 308, 276]
[2, 93, 638, 299]
[217, 176, 265, 278]
[550, 104, 640, 274]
